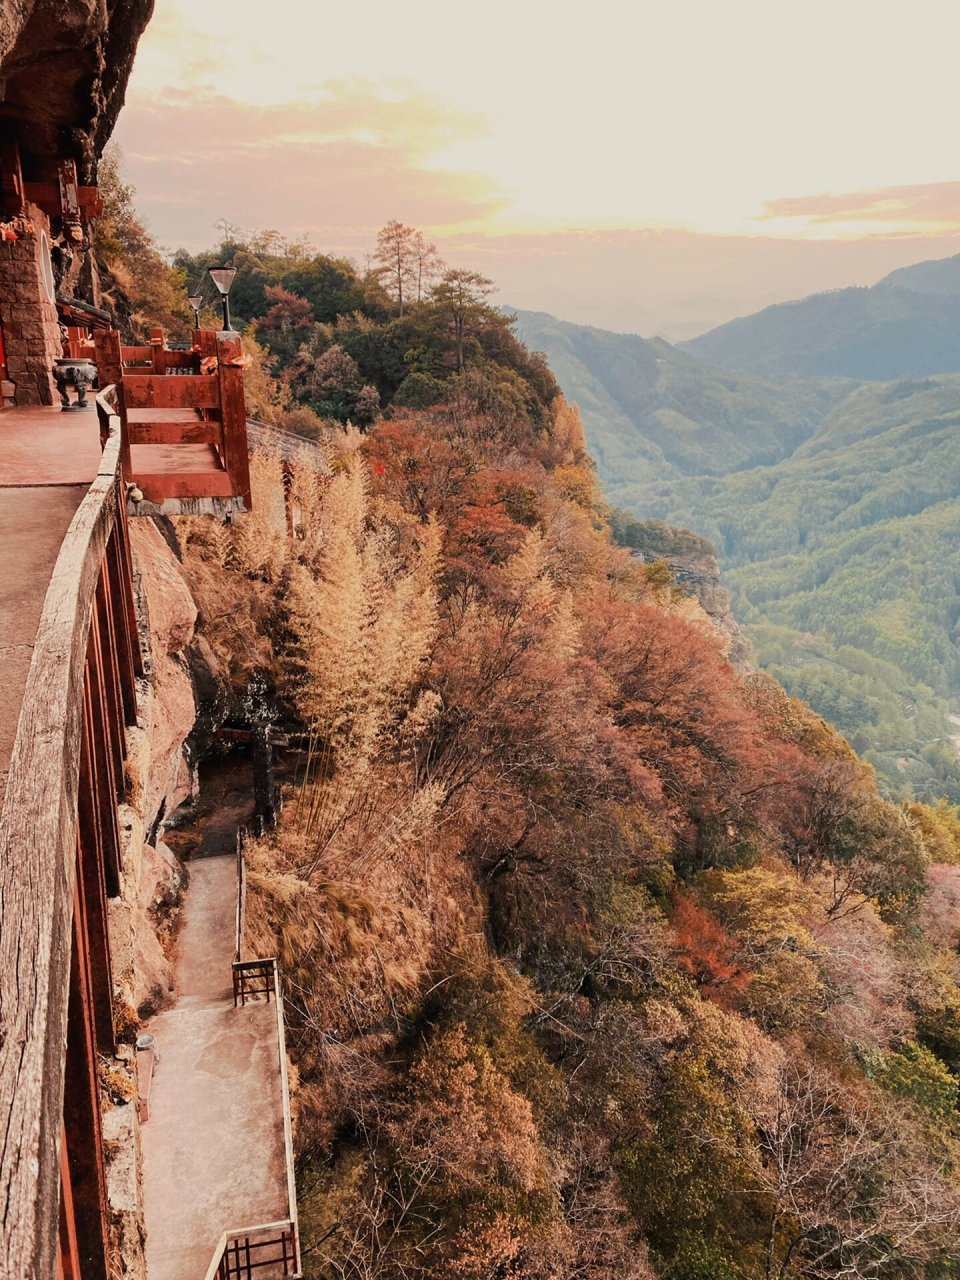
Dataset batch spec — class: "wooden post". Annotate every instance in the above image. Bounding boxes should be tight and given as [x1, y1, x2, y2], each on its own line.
[57, 1134, 82, 1280]
[77, 691, 117, 1045]
[63, 878, 110, 1280]
[65, 327, 87, 359]
[93, 330, 130, 479]
[106, 519, 141, 713]
[216, 331, 252, 508]
[148, 326, 164, 375]
[83, 629, 123, 900]
[56, 160, 81, 225]
[195, 328, 217, 358]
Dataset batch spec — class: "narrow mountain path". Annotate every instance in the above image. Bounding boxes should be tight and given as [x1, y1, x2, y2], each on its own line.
[140, 854, 288, 1280]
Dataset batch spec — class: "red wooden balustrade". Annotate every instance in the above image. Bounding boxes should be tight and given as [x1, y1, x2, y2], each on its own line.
[93, 327, 252, 508]
[0, 395, 143, 1280]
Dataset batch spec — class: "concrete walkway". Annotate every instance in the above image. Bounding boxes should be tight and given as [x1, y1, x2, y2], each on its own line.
[141, 857, 289, 1280]
[0, 404, 101, 811]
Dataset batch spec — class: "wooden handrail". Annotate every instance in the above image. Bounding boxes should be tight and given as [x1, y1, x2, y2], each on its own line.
[0, 395, 138, 1279]
[236, 829, 247, 963]
[219, 961, 301, 1278]
[274, 970, 301, 1279]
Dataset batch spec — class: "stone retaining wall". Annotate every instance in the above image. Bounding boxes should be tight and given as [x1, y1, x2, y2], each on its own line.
[0, 205, 60, 405]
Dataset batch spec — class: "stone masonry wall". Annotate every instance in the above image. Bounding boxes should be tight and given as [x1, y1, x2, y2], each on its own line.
[0, 204, 61, 405]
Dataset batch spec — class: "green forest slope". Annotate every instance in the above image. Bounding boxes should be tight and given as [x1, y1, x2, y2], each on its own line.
[517, 311, 960, 801]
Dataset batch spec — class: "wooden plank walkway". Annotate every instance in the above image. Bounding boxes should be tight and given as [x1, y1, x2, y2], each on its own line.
[140, 856, 289, 1280]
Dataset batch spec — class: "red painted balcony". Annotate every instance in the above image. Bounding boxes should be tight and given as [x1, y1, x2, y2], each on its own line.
[92, 326, 252, 510]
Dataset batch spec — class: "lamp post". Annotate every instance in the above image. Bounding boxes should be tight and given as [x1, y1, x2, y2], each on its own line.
[187, 292, 203, 328]
[207, 266, 238, 332]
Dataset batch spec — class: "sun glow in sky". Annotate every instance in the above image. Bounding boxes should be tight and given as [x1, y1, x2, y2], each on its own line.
[116, 0, 960, 336]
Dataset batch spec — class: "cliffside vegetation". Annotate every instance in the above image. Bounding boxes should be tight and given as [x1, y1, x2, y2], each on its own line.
[517, 310, 960, 802]
[103, 173, 960, 1275]
[176, 296, 960, 1280]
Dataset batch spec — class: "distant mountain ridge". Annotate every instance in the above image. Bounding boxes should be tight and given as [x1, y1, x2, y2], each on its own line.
[880, 252, 960, 297]
[515, 303, 960, 802]
[514, 309, 850, 485]
[680, 252, 960, 380]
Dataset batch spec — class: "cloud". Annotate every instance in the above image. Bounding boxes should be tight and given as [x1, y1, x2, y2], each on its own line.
[112, 85, 960, 339]
[113, 82, 506, 249]
[760, 182, 960, 228]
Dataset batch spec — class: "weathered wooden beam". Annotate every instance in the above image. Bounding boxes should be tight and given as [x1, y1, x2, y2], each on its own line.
[126, 420, 219, 446]
[21, 181, 103, 219]
[94, 573, 126, 793]
[123, 374, 220, 411]
[76, 700, 116, 1049]
[120, 346, 153, 364]
[85, 607, 123, 901]
[134, 470, 236, 502]
[109, 506, 143, 690]
[216, 332, 252, 508]
[57, 1132, 82, 1280]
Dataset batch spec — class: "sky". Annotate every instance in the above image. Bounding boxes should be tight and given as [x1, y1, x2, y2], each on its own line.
[115, 0, 960, 338]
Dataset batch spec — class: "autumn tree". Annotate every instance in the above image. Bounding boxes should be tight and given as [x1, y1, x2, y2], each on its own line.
[253, 284, 316, 361]
[412, 229, 444, 302]
[373, 219, 418, 315]
[95, 144, 191, 338]
[431, 268, 495, 372]
[758, 1065, 960, 1280]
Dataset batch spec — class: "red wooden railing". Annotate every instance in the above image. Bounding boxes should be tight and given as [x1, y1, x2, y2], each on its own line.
[92, 327, 252, 508]
[0, 392, 142, 1279]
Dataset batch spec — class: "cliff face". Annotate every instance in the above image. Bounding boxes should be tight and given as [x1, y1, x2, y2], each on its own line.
[82, 516, 204, 1280]
[620, 519, 753, 670]
[654, 545, 753, 671]
[0, 0, 153, 179]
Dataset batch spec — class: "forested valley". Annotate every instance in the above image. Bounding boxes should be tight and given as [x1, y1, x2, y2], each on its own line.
[102, 163, 960, 1279]
[517, 307, 960, 803]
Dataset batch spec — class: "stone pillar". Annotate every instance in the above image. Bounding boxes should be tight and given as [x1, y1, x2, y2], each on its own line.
[0, 204, 62, 405]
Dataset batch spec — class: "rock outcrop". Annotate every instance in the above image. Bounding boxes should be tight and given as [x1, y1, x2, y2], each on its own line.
[625, 519, 753, 670]
[0, 0, 154, 180]
[108, 520, 206, 1024]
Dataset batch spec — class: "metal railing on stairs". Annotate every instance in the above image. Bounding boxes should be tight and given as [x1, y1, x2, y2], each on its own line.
[201, 838, 301, 1278]
[201, 1219, 299, 1280]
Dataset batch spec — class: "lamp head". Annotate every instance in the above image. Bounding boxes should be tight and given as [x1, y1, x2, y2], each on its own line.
[186, 292, 203, 312]
[207, 266, 237, 297]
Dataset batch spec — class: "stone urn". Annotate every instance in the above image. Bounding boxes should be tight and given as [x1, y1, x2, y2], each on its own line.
[53, 357, 97, 411]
